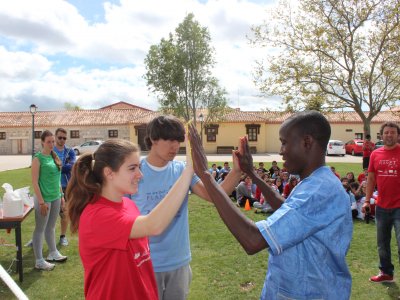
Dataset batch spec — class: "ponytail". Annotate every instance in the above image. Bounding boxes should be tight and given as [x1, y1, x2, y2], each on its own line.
[50, 150, 62, 171]
[67, 153, 102, 233]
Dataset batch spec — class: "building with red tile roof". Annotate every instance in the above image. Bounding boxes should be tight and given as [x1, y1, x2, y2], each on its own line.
[0, 102, 399, 155]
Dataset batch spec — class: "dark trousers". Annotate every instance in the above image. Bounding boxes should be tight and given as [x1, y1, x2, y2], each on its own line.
[375, 206, 400, 276]
[363, 157, 370, 169]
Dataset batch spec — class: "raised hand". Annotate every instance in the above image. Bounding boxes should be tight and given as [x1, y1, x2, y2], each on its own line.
[232, 138, 242, 173]
[188, 123, 209, 180]
[184, 133, 194, 173]
[234, 136, 254, 175]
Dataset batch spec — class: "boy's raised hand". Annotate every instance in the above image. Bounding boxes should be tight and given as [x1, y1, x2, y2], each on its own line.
[188, 123, 209, 180]
[184, 133, 194, 173]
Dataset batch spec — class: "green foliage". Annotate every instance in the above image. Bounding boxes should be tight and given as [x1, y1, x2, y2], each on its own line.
[63, 102, 81, 110]
[252, 0, 400, 135]
[144, 13, 228, 124]
[1, 164, 399, 299]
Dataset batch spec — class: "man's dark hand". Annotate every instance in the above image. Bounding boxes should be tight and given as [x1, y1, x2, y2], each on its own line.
[188, 123, 210, 180]
[234, 136, 254, 174]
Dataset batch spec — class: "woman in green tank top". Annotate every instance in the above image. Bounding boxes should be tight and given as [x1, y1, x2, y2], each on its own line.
[31, 130, 68, 271]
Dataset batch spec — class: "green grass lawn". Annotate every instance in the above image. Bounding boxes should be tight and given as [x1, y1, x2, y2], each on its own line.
[1, 164, 400, 299]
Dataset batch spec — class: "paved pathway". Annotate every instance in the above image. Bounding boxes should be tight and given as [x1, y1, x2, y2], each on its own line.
[0, 153, 361, 172]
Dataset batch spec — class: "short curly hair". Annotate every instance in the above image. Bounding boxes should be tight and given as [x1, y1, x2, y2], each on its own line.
[379, 122, 400, 136]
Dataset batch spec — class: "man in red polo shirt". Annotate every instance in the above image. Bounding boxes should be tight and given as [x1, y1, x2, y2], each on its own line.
[363, 122, 400, 283]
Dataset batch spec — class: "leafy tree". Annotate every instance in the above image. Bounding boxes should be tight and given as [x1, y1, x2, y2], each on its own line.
[144, 13, 227, 124]
[252, 0, 400, 135]
[63, 102, 80, 110]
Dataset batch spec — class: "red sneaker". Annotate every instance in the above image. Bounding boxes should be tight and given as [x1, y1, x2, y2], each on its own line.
[369, 272, 394, 283]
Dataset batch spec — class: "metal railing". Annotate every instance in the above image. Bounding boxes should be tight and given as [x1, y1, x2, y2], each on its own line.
[0, 264, 28, 300]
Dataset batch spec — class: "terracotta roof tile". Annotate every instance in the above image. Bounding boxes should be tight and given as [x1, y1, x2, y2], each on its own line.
[1, 107, 400, 128]
[99, 101, 152, 111]
[0, 109, 160, 128]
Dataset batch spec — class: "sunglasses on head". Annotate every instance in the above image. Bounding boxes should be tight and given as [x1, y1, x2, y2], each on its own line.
[57, 136, 67, 140]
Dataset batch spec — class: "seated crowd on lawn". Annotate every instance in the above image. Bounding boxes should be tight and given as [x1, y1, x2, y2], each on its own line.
[210, 160, 377, 221]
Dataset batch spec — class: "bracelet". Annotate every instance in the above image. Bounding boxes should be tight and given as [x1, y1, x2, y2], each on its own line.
[39, 203, 46, 206]
[364, 201, 370, 204]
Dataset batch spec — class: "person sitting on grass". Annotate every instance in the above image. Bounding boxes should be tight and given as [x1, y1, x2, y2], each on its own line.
[258, 162, 268, 173]
[253, 178, 277, 214]
[342, 180, 357, 219]
[208, 163, 219, 181]
[274, 177, 284, 194]
[188, 110, 352, 299]
[67, 139, 194, 300]
[268, 160, 280, 176]
[235, 175, 258, 207]
[357, 168, 368, 184]
[281, 171, 289, 188]
[271, 168, 280, 179]
[330, 166, 340, 179]
[282, 175, 297, 199]
[349, 181, 362, 201]
[346, 171, 356, 184]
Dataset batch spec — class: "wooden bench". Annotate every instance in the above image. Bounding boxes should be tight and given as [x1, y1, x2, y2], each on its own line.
[178, 147, 186, 154]
[216, 146, 256, 154]
[216, 146, 235, 154]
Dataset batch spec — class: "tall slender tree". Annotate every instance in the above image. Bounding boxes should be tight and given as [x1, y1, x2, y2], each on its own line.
[144, 13, 227, 124]
[252, 0, 400, 135]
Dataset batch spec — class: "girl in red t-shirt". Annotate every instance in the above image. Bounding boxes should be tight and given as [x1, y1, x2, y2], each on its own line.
[282, 176, 298, 199]
[67, 139, 194, 300]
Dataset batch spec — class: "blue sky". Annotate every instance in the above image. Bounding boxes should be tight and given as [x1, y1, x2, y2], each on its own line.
[0, 0, 279, 112]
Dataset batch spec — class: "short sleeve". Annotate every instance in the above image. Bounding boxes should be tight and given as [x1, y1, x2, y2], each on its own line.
[256, 201, 327, 255]
[88, 205, 136, 251]
[191, 173, 201, 188]
[256, 175, 346, 255]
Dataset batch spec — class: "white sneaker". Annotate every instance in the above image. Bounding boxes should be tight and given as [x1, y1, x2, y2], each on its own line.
[35, 259, 55, 271]
[46, 251, 67, 262]
[59, 236, 69, 246]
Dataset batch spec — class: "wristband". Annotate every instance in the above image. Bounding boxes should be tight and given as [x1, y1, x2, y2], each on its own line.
[40, 203, 46, 206]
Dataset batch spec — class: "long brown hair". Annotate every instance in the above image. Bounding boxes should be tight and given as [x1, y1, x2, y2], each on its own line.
[40, 130, 61, 171]
[67, 139, 140, 233]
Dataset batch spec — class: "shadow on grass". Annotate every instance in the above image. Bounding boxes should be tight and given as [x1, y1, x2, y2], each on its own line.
[383, 282, 400, 299]
[0, 249, 37, 299]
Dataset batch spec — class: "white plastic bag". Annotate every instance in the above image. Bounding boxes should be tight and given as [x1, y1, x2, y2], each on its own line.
[2, 183, 24, 217]
[14, 186, 33, 207]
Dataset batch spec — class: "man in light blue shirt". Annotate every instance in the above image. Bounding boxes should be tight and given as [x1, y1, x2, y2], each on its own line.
[256, 166, 352, 298]
[131, 115, 241, 300]
[189, 111, 353, 299]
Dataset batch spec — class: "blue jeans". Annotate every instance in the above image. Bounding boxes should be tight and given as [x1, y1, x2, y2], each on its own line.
[375, 206, 400, 276]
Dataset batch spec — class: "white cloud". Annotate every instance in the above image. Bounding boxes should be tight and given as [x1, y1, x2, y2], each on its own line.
[0, 0, 280, 112]
[0, 46, 52, 79]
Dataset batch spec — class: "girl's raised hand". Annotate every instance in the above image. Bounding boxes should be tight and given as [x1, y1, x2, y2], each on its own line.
[184, 133, 194, 174]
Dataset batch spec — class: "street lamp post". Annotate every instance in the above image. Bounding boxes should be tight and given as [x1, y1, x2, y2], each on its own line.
[198, 113, 204, 145]
[30, 104, 37, 159]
